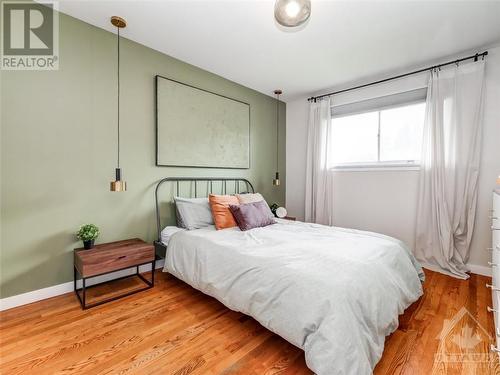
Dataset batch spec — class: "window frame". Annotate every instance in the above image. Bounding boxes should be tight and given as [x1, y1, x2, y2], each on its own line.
[330, 94, 426, 172]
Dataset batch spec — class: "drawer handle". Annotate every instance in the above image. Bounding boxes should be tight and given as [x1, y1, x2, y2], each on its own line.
[117, 255, 126, 260]
[487, 306, 498, 313]
[486, 283, 500, 291]
[491, 345, 500, 353]
[490, 216, 499, 220]
[489, 262, 498, 267]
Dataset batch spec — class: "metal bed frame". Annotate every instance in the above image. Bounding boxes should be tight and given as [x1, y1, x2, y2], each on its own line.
[154, 177, 255, 259]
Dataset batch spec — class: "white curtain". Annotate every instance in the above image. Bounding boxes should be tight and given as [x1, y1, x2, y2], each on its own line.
[415, 61, 485, 279]
[305, 97, 334, 225]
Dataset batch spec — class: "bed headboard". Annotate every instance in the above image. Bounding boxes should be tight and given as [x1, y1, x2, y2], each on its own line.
[154, 177, 254, 243]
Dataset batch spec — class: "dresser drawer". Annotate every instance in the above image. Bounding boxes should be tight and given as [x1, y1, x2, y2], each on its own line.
[492, 260, 500, 288]
[493, 291, 500, 351]
[493, 248, 500, 268]
[493, 192, 500, 230]
[75, 239, 154, 278]
[494, 230, 500, 250]
[492, 231, 500, 286]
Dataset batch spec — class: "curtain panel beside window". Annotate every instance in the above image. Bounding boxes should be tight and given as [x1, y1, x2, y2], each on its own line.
[305, 98, 334, 225]
[415, 61, 486, 279]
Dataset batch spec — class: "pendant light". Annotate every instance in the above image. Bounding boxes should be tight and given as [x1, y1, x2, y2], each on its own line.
[273, 89, 282, 186]
[110, 16, 127, 192]
[274, 0, 311, 28]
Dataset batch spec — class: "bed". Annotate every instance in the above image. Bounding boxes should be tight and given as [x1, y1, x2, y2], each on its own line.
[154, 177, 424, 375]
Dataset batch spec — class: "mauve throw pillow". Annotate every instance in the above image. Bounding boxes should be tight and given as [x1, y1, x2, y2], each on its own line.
[236, 193, 274, 219]
[229, 200, 276, 231]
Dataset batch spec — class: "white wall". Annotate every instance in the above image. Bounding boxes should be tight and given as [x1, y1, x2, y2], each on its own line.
[286, 98, 309, 220]
[286, 45, 500, 269]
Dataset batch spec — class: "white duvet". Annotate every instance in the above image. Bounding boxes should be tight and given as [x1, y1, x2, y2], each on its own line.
[163, 219, 424, 374]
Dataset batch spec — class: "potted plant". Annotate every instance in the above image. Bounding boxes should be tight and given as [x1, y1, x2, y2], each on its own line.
[76, 224, 100, 249]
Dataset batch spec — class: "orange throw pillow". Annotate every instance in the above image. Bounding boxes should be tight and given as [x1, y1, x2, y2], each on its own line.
[209, 194, 239, 230]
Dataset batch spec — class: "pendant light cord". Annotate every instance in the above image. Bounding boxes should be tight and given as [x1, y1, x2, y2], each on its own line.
[276, 92, 279, 170]
[117, 26, 120, 169]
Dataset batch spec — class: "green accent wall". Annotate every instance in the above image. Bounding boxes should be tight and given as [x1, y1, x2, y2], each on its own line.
[0, 11, 286, 298]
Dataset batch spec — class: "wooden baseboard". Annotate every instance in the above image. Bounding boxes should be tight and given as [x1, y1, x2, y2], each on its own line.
[0, 259, 165, 311]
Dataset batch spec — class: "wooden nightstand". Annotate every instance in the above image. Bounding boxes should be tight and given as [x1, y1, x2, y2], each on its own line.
[74, 238, 155, 309]
[283, 216, 296, 221]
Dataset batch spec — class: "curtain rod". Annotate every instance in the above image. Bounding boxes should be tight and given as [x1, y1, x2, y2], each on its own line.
[307, 51, 488, 102]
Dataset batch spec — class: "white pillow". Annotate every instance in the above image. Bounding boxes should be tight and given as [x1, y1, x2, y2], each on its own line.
[236, 193, 274, 219]
[236, 193, 265, 204]
[161, 226, 185, 245]
[174, 197, 214, 230]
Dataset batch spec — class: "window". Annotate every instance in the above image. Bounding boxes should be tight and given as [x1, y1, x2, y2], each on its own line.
[330, 91, 426, 170]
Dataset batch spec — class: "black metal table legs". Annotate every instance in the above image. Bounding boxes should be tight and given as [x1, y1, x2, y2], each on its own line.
[74, 260, 155, 310]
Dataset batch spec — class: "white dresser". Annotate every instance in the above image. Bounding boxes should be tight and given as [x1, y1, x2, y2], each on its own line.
[489, 189, 500, 355]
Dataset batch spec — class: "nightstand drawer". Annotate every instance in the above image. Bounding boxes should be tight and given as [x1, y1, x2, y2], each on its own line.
[75, 239, 154, 278]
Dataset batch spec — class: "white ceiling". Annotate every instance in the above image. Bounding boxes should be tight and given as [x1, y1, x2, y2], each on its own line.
[58, 0, 500, 101]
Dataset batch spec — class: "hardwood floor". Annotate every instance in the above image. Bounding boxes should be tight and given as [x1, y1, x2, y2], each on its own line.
[1, 269, 498, 374]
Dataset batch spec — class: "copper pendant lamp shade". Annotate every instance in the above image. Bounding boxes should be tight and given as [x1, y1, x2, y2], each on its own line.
[273, 172, 281, 186]
[110, 168, 127, 192]
[110, 16, 127, 192]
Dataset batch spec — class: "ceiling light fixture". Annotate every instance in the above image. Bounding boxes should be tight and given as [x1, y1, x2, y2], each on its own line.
[274, 0, 311, 28]
[110, 16, 127, 192]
